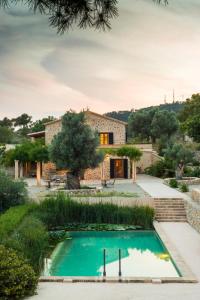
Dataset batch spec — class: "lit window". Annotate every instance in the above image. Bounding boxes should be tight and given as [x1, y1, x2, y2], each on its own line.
[100, 133, 109, 145]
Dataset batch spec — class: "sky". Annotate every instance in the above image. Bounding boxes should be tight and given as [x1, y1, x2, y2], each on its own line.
[0, 0, 200, 120]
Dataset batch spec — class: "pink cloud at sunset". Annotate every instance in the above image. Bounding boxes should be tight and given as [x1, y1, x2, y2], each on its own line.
[0, 0, 200, 119]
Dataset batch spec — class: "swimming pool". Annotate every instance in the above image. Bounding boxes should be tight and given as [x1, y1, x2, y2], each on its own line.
[44, 231, 181, 278]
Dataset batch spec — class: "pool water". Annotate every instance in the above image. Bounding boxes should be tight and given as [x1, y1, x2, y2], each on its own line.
[45, 231, 181, 278]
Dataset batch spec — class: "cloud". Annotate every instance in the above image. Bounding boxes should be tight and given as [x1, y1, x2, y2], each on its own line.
[0, 0, 200, 119]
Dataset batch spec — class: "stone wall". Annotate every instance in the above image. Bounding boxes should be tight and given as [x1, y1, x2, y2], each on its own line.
[84, 164, 102, 180]
[73, 197, 154, 207]
[185, 199, 200, 233]
[83, 155, 131, 180]
[45, 120, 62, 145]
[42, 162, 57, 178]
[136, 150, 160, 173]
[45, 111, 126, 145]
[85, 111, 126, 144]
[184, 187, 200, 233]
[191, 189, 200, 205]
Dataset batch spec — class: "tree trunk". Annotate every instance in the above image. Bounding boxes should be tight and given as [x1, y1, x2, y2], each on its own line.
[175, 162, 184, 180]
[65, 172, 80, 190]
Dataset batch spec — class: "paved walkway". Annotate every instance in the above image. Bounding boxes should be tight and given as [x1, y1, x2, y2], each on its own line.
[31, 282, 200, 300]
[136, 175, 189, 199]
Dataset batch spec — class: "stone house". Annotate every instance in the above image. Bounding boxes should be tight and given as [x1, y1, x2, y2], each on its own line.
[28, 110, 159, 181]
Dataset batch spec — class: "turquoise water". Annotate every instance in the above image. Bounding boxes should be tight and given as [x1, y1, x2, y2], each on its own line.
[45, 231, 180, 277]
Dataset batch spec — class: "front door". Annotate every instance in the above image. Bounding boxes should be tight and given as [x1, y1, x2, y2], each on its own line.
[114, 159, 124, 178]
[110, 159, 128, 179]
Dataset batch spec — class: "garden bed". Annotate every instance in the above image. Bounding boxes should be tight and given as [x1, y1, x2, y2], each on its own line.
[164, 177, 200, 186]
[51, 187, 102, 196]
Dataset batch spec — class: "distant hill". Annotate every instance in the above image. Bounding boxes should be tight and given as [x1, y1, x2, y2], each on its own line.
[105, 101, 184, 122]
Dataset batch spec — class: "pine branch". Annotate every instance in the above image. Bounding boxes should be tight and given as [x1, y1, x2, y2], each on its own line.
[0, 0, 169, 33]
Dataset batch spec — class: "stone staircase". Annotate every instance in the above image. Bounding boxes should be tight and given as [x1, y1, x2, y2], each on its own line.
[154, 198, 187, 222]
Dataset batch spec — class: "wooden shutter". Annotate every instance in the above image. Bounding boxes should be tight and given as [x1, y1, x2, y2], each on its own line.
[124, 159, 128, 179]
[110, 159, 115, 179]
[125, 131, 128, 143]
[109, 132, 114, 144]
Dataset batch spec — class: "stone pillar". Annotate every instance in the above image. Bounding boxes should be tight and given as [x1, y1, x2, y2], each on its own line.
[15, 160, 19, 180]
[132, 161, 136, 182]
[36, 161, 41, 186]
[19, 162, 23, 178]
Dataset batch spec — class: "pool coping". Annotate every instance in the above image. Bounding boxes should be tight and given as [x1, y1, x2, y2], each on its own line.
[153, 221, 198, 283]
[39, 223, 198, 284]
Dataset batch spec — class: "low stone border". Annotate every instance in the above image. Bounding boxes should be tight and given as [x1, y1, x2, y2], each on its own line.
[39, 276, 196, 283]
[191, 189, 200, 205]
[154, 221, 197, 283]
[164, 177, 200, 186]
[50, 187, 102, 196]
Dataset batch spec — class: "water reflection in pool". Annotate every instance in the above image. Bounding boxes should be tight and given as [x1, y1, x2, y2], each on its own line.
[44, 231, 180, 278]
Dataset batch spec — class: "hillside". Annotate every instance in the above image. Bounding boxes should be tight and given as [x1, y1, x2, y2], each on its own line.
[105, 101, 184, 122]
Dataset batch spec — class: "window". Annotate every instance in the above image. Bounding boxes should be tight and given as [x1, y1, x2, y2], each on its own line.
[100, 133, 109, 145]
[99, 132, 114, 145]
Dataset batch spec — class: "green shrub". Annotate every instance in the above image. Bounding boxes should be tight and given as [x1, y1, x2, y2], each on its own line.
[145, 159, 174, 178]
[0, 245, 37, 299]
[0, 204, 35, 242]
[4, 216, 49, 273]
[48, 230, 69, 245]
[35, 193, 155, 230]
[0, 170, 28, 213]
[185, 166, 200, 178]
[169, 178, 178, 188]
[180, 183, 189, 193]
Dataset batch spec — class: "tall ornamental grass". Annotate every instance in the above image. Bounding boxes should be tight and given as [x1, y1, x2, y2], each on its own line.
[0, 204, 36, 241]
[3, 216, 49, 273]
[36, 193, 155, 230]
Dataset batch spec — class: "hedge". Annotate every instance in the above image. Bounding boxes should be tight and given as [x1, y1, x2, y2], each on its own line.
[0, 204, 36, 242]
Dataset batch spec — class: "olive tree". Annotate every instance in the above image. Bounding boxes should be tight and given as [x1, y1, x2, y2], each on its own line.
[164, 143, 193, 179]
[151, 110, 179, 140]
[49, 111, 103, 189]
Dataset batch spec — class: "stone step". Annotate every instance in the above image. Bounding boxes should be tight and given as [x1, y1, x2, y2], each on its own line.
[154, 201, 185, 205]
[155, 206, 185, 209]
[156, 210, 186, 212]
[156, 219, 187, 222]
[156, 216, 186, 219]
[156, 214, 186, 218]
[155, 209, 186, 213]
[156, 207, 185, 212]
[154, 197, 187, 222]
[156, 218, 187, 220]
[154, 200, 184, 203]
[155, 215, 186, 219]
[154, 201, 184, 203]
